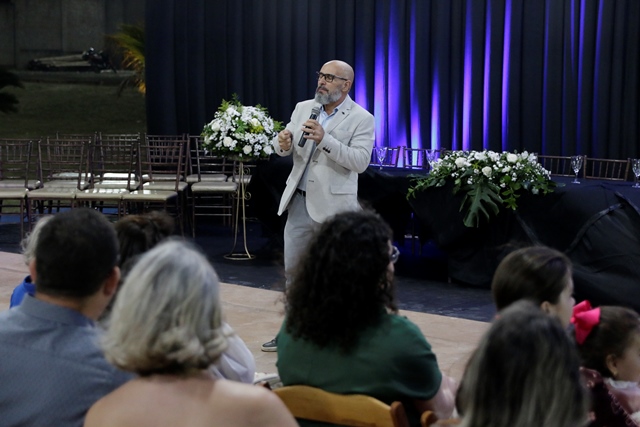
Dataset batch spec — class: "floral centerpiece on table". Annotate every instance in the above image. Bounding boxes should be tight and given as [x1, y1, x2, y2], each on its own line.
[201, 95, 282, 160]
[407, 150, 558, 228]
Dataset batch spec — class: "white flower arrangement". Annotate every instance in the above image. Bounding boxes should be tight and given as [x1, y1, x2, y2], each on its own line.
[201, 96, 282, 160]
[408, 150, 558, 227]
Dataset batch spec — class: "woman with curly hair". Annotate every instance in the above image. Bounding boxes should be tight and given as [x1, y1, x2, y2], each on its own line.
[276, 210, 456, 425]
[84, 240, 296, 427]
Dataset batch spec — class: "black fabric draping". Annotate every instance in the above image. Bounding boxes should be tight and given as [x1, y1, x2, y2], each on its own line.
[248, 158, 640, 311]
[246, 155, 413, 244]
[146, 0, 640, 159]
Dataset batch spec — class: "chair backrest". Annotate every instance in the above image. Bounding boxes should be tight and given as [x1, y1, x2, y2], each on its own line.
[584, 157, 629, 181]
[38, 137, 92, 189]
[537, 155, 583, 178]
[273, 385, 411, 427]
[91, 136, 139, 190]
[188, 135, 232, 182]
[403, 147, 427, 169]
[0, 138, 37, 189]
[139, 135, 187, 191]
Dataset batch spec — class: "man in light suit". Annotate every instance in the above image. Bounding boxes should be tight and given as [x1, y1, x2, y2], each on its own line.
[261, 60, 375, 352]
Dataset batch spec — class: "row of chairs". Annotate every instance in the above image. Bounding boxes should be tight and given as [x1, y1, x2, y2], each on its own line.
[372, 147, 635, 181]
[0, 133, 245, 236]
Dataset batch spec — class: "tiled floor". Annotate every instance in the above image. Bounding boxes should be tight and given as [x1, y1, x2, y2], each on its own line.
[0, 219, 492, 380]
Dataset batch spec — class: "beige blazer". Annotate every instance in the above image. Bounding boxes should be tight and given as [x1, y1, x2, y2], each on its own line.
[273, 96, 375, 223]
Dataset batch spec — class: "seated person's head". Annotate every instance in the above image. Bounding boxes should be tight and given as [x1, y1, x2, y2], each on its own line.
[102, 240, 228, 376]
[457, 300, 588, 427]
[286, 209, 397, 352]
[114, 210, 175, 278]
[574, 303, 640, 382]
[491, 246, 574, 327]
[33, 208, 119, 301]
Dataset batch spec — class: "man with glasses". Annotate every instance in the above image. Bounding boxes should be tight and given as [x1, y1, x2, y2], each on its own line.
[262, 60, 375, 352]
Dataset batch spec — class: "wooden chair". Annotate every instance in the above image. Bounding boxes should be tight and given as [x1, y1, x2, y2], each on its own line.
[27, 137, 92, 223]
[188, 135, 237, 236]
[420, 410, 460, 426]
[122, 135, 186, 233]
[403, 147, 428, 169]
[74, 134, 140, 219]
[273, 385, 417, 427]
[537, 154, 584, 178]
[584, 157, 629, 181]
[0, 138, 38, 236]
[371, 146, 402, 168]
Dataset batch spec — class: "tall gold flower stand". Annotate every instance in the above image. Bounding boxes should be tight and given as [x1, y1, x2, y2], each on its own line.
[224, 160, 256, 260]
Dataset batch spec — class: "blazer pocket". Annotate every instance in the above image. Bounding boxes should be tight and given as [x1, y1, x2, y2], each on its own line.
[330, 183, 357, 195]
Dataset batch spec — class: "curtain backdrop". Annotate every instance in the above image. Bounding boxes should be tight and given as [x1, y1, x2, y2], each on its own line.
[146, 0, 640, 160]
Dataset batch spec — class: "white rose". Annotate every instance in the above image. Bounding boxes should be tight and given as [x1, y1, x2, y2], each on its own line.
[475, 152, 487, 161]
[455, 158, 466, 168]
[263, 145, 273, 155]
[242, 145, 252, 154]
[482, 166, 492, 177]
[507, 153, 518, 163]
[223, 137, 233, 147]
[211, 122, 221, 132]
[250, 118, 260, 127]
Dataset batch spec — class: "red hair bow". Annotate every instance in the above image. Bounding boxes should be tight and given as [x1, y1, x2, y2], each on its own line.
[571, 300, 600, 345]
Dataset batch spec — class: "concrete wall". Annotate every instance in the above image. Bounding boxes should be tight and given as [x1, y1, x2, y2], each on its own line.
[0, 0, 144, 69]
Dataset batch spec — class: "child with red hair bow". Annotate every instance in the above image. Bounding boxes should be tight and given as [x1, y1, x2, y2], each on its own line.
[572, 301, 640, 427]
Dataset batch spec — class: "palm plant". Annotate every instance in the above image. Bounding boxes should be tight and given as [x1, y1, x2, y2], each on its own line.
[108, 24, 145, 96]
[0, 69, 24, 114]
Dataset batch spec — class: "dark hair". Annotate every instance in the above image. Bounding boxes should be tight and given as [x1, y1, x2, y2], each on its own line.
[577, 306, 640, 377]
[492, 246, 572, 310]
[284, 210, 397, 352]
[35, 208, 119, 298]
[457, 300, 588, 427]
[115, 211, 175, 279]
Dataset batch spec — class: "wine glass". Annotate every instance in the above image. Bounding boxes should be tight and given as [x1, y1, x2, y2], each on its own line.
[632, 159, 640, 188]
[375, 146, 388, 170]
[570, 155, 583, 184]
[425, 149, 438, 170]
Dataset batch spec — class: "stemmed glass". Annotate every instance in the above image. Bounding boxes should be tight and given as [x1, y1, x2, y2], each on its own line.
[632, 159, 640, 188]
[375, 146, 388, 170]
[570, 155, 583, 184]
[425, 149, 437, 170]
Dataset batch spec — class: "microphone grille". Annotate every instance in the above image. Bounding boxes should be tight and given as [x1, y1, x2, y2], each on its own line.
[311, 105, 322, 115]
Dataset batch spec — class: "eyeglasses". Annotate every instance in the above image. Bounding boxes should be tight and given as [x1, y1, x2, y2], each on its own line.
[316, 71, 348, 83]
[390, 246, 400, 264]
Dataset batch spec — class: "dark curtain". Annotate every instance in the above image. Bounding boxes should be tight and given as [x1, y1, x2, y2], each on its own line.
[146, 0, 640, 160]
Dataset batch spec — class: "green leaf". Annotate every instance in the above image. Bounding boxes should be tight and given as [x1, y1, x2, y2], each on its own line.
[460, 182, 503, 228]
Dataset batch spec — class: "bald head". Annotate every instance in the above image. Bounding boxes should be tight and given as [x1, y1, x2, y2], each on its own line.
[324, 60, 354, 81]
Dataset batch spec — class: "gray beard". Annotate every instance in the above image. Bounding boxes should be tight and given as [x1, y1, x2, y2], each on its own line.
[314, 89, 342, 105]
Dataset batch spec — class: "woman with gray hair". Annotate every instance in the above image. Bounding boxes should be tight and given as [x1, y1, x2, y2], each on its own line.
[84, 240, 296, 427]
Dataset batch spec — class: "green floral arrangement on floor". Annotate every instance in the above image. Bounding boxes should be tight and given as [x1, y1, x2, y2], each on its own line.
[407, 150, 558, 228]
[201, 94, 283, 160]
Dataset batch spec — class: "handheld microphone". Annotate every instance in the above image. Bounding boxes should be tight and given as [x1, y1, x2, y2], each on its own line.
[298, 105, 323, 147]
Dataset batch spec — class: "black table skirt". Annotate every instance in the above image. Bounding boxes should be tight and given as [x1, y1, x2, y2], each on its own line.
[248, 156, 640, 311]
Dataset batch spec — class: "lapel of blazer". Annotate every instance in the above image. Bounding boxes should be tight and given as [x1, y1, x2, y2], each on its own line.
[323, 96, 353, 135]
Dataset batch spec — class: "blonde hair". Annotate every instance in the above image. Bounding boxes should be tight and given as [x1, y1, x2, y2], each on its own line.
[102, 239, 228, 375]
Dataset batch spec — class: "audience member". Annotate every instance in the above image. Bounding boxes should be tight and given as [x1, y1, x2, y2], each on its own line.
[456, 300, 589, 427]
[573, 301, 640, 426]
[0, 209, 133, 426]
[276, 210, 457, 425]
[114, 210, 175, 279]
[84, 240, 297, 427]
[9, 215, 52, 307]
[491, 245, 575, 327]
[109, 211, 256, 384]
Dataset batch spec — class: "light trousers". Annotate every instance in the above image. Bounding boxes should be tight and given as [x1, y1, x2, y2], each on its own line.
[283, 192, 320, 287]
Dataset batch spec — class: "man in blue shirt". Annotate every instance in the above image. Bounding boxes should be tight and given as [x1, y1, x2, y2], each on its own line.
[0, 208, 133, 426]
